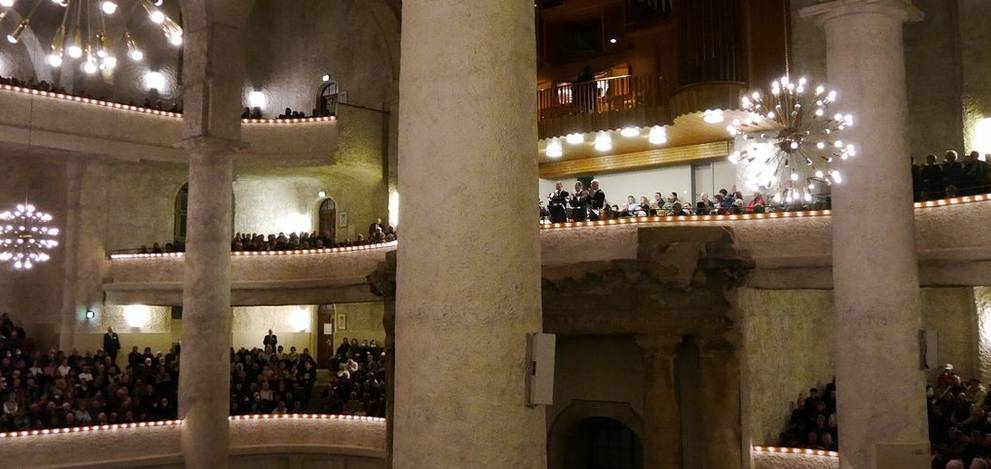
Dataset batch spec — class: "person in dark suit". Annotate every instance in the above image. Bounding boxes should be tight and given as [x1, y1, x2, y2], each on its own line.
[103, 327, 121, 365]
[547, 182, 570, 223]
[263, 329, 278, 351]
[589, 179, 606, 220]
[368, 218, 384, 238]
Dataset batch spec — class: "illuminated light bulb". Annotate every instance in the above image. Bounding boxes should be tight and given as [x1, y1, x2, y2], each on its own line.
[6, 19, 28, 44]
[0, 0, 14, 7]
[167, 31, 182, 46]
[102, 55, 117, 69]
[68, 44, 83, 58]
[620, 127, 640, 137]
[703, 109, 724, 124]
[648, 126, 667, 145]
[83, 58, 98, 75]
[149, 9, 165, 24]
[789, 141, 799, 150]
[790, 172, 799, 181]
[545, 138, 563, 158]
[593, 132, 612, 152]
[100, 1, 117, 14]
[830, 170, 843, 184]
[47, 54, 63, 67]
[565, 133, 584, 145]
[814, 170, 824, 179]
[128, 47, 144, 61]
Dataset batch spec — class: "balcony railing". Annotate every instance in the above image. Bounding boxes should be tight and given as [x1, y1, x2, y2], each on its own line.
[537, 74, 672, 139]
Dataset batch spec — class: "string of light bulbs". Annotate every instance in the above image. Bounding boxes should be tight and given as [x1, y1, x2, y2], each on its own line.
[2, 0, 179, 76]
[727, 75, 856, 205]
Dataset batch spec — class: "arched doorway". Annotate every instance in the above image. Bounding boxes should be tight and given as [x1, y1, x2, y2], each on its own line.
[174, 183, 189, 243]
[567, 417, 644, 469]
[318, 197, 337, 242]
[316, 78, 340, 116]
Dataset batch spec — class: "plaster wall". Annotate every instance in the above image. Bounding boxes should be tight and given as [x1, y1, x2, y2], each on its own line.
[742, 287, 979, 445]
[232, 305, 317, 353]
[958, 0, 991, 155]
[332, 302, 385, 351]
[548, 335, 645, 431]
[244, 0, 398, 114]
[0, 155, 69, 344]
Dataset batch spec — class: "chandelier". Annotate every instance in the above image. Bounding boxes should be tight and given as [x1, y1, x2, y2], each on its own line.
[0, 203, 60, 270]
[2, 0, 181, 75]
[727, 75, 856, 205]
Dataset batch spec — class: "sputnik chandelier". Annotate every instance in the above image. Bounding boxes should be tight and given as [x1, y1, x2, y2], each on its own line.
[727, 75, 856, 204]
[0, 202, 60, 270]
[2, 0, 181, 75]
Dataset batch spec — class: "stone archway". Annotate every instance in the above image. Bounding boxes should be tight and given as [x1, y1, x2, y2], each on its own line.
[548, 400, 645, 469]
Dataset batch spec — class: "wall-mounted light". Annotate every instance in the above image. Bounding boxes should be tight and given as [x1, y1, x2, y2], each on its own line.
[545, 138, 563, 158]
[100, 1, 118, 15]
[318, 191, 327, 198]
[593, 132, 613, 152]
[85, 310, 96, 320]
[123, 305, 151, 328]
[248, 90, 267, 109]
[609, 38, 618, 44]
[648, 126, 667, 145]
[144, 71, 166, 91]
[565, 133, 584, 145]
[620, 127, 640, 138]
[288, 308, 311, 332]
[703, 109, 725, 124]
[321, 74, 331, 83]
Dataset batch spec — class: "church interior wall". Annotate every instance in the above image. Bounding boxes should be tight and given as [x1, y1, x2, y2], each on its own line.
[741, 287, 982, 446]
[547, 335, 645, 432]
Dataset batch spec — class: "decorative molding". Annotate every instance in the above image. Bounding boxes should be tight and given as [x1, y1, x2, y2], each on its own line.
[539, 141, 732, 179]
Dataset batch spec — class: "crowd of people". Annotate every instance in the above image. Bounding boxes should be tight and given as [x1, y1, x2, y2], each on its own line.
[778, 365, 991, 469]
[240, 106, 333, 120]
[131, 218, 397, 255]
[542, 180, 789, 223]
[320, 337, 387, 417]
[914, 151, 991, 201]
[0, 314, 388, 432]
[0, 74, 182, 113]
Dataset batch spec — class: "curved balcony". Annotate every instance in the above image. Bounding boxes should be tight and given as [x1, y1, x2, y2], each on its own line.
[752, 446, 838, 469]
[104, 197, 991, 306]
[537, 75, 673, 139]
[0, 84, 338, 164]
[0, 414, 385, 468]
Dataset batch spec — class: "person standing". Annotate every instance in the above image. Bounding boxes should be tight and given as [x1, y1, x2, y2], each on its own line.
[103, 327, 121, 365]
[589, 179, 606, 220]
[263, 329, 278, 352]
[547, 182, 570, 223]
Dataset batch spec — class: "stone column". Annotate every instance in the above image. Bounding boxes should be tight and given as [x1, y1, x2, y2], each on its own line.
[801, 2, 929, 468]
[58, 160, 84, 351]
[368, 252, 397, 469]
[395, 1, 544, 468]
[178, 140, 235, 468]
[176, 2, 252, 467]
[636, 335, 684, 469]
[699, 337, 742, 469]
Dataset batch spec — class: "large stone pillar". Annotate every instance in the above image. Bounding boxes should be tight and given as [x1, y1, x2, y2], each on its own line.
[176, 2, 252, 467]
[178, 141, 235, 468]
[395, 1, 545, 468]
[801, 2, 929, 468]
[58, 160, 84, 351]
[699, 337, 742, 469]
[636, 335, 683, 469]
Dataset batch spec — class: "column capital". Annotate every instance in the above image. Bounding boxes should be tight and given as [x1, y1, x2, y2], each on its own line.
[800, 0, 923, 28]
[179, 136, 245, 156]
[635, 334, 683, 359]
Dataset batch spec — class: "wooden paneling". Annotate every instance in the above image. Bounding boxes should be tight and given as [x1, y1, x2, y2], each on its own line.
[539, 140, 732, 178]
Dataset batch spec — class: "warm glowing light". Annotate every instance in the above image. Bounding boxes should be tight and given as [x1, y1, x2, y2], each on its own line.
[321, 74, 331, 82]
[149, 9, 165, 24]
[47, 54, 63, 67]
[389, 190, 399, 228]
[565, 133, 584, 145]
[648, 126, 667, 145]
[123, 305, 151, 328]
[248, 90, 267, 109]
[545, 138, 563, 158]
[288, 308, 311, 332]
[974, 118, 991, 157]
[100, 1, 118, 14]
[593, 132, 612, 152]
[144, 71, 166, 90]
[0, 0, 14, 8]
[0, 203, 59, 270]
[167, 31, 182, 46]
[620, 127, 640, 137]
[703, 109, 724, 124]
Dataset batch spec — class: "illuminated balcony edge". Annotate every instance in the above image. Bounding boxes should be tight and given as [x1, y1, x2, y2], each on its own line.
[110, 240, 398, 260]
[1, 84, 337, 126]
[0, 413, 385, 439]
[539, 192, 991, 230]
[753, 445, 839, 459]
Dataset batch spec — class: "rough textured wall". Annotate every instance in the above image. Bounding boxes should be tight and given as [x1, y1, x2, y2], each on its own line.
[743, 287, 980, 445]
[958, 0, 991, 154]
[548, 335, 645, 430]
[741, 288, 836, 446]
[904, 0, 964, 157]
[245, 0, 398, 114]
[232, 305, 318, 353]
[71, 305, 175, 355]
[0, 155, 68, 342]
[975, 287, 991, 384]
[922, 288, 978, 381]
[332, 302, 385, 350]
[788, 0, 827, 82]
